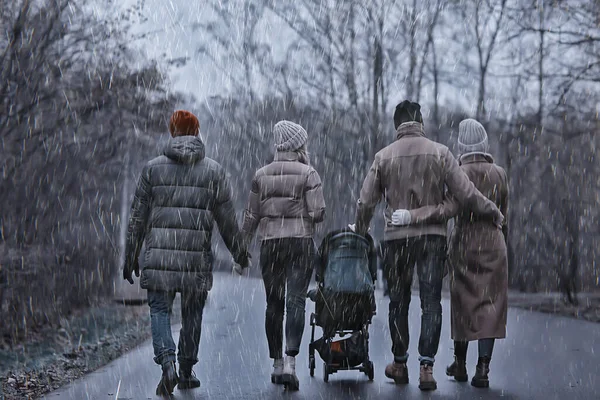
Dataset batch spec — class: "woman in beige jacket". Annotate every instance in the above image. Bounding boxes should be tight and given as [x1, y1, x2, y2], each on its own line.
[241, 120, 326, 390]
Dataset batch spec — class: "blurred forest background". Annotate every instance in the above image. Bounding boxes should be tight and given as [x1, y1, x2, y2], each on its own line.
[1, 0, 599, 343]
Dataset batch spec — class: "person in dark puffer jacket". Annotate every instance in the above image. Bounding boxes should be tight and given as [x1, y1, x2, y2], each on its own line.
[123, 110, 249, 396]
[241, 120, 326, 390]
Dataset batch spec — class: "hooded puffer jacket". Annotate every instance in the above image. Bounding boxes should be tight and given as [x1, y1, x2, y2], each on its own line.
[124, 135, 247, 292]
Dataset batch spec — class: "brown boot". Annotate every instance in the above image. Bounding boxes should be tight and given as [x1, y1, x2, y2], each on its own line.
[471, 357, 490, 388]
[384, 361, 409, 384]
[418, 364, 437, 391]
[156, 361, 179, 396]
[178, 364, 201, 390]
[446, 357, 468, 382]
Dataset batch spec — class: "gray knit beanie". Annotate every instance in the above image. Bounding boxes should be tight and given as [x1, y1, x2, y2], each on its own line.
[273, 120, 308, 152]
[458, 118, 490, 154]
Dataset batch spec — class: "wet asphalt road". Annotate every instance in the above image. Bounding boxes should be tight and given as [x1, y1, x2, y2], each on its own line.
[45, 273, 600, 400]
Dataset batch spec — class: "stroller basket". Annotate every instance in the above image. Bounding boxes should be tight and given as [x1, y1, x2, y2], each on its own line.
[312, 331, 367, 369]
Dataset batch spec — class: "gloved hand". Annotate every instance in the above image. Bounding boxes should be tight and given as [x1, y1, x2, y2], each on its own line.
[391, 209, 411, 226]
[123, 259, 140, 285]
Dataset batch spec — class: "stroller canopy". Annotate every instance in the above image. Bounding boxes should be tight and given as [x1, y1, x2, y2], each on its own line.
[318, 229, 377, 295]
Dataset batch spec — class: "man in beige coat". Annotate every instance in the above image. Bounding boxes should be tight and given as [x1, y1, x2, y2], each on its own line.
[355, 101, 503, 391]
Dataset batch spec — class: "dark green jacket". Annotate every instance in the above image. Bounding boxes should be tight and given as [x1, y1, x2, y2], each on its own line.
[124, 135, 248, 292]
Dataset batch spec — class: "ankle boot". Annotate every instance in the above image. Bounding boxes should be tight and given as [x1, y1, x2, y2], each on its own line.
[178, 364, 201, 390]
[446, 356, 468, 382]
[282, 355, 299, 390]
[156, 361, 179, 396]
[418, 363, 437, 391]
[384, 361, 409, 384]
[471, 357, 490, 388]
[271, 358, 284, 384]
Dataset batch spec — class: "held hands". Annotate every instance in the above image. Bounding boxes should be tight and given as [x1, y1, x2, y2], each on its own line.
[123, 259, 140, 285]
[232, 256, 252, 277]
[391, 209, 411, 226]
[232, 262, 245, 276]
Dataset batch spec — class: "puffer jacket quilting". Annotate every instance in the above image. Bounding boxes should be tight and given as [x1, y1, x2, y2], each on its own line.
[242, 151, 326, 241]
[124, 136, 247, 292]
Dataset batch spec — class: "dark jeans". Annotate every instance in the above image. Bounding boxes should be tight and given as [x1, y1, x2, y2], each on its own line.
[454, 339, 495, 359]
[148, 290, 208, 368]
[260, 238, 315, 359]
[383, 235, 446, 365]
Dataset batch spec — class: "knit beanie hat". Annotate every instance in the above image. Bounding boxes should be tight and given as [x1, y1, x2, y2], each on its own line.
[169, 110, 200, 137]
[458, 118, 489, 154]
[394, 100, 423, 129]
[273, 120, 308, 152]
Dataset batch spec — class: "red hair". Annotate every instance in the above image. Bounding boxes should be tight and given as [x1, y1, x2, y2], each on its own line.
[169, 110, 200, 137]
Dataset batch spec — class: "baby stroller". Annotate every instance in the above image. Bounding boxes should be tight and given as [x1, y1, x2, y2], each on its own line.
[307, 229, 378, 382]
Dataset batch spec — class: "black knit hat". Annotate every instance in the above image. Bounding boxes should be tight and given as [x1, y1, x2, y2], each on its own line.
[394, 100, 423, 129]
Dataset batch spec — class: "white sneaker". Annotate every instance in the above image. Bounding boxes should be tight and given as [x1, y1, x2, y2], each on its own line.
[271, 358, 284, 384]
[282, 355, 299, 390]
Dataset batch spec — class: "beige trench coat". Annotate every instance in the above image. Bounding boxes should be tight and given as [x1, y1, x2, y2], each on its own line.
[410, 153, 509, 341]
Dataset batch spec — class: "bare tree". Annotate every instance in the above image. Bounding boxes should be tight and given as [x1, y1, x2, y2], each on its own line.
[452, 0, 508, 119]
[177, 0, 600, 295]
[194, 0, 267, 100]
[0, 0, 177, 340]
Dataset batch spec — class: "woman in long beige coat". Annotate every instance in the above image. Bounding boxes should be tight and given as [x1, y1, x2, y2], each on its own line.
[392, 118, 508, 388]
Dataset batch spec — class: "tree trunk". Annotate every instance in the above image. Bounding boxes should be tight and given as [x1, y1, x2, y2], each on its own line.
[379, 12, 387, 121]
[373, 34, 383, 159]
[119, 148, 130, 266]
[563, 202, 579, 305]
[537, 7, 545, 126]
[327, 13, 336, 121]
[346, 1, 358, 109]
[477, 68, 486, 120]
[243, 3, 254, 101]
[504, 146, 515, 281]
[406, 0, 418, 99]
[432, 38, 440, 126]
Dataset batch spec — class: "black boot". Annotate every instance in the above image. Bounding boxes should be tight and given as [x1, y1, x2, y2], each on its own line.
[156, 361, 179, 396]
[471, 357, 490, 388]
[178, 364, 201, 390]
[446, 356, 468, 382]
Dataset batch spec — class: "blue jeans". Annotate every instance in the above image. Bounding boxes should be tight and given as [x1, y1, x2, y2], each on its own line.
[260, 238, 315, 359]
[383, 236, 446, 366]
[148, 290, 208, 368]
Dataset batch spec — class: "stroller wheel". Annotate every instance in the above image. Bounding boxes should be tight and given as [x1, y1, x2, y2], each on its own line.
[364, 360, 374, 381]
[309, 356, 315, 377]
[323, 362, 329, 383]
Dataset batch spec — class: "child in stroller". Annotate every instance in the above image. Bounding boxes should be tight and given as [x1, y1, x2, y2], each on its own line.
[307, 228, 378, 382]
